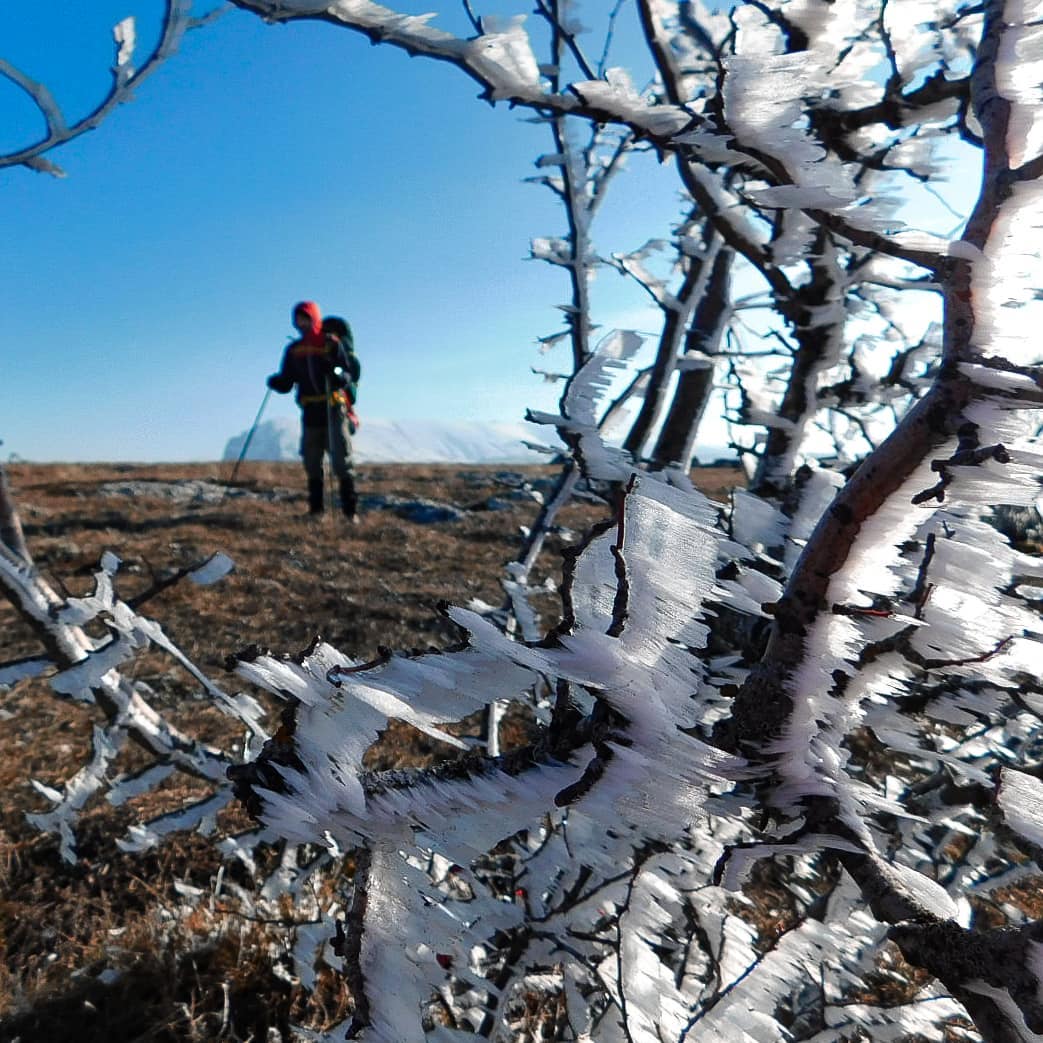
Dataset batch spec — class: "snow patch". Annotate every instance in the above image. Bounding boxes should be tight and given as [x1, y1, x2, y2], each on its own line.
[224, 417, 556, 464]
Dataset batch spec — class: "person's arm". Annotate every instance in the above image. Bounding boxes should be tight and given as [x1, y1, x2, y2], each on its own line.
[267, 347, 295, 393]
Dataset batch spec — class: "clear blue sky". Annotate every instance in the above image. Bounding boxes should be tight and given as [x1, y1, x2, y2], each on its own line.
[0, 2, 678, 461]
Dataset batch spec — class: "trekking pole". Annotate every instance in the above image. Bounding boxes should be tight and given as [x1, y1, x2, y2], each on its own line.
[324, 376, 336, 517]
[228, 387, 272, 486]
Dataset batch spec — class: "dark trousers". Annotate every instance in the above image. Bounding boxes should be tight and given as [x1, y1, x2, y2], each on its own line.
[300, 408, 354, 482]
[300, 408, 357, 516]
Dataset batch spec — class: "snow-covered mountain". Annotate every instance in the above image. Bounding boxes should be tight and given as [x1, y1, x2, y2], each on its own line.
[223, 417, 559, 465]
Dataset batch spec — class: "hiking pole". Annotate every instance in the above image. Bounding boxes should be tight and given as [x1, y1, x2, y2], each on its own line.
[228, 387, 272, 486]
[324, 375, 336, 517]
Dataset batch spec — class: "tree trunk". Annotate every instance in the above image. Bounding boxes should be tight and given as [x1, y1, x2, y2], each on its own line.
[651, 247, 733, 468]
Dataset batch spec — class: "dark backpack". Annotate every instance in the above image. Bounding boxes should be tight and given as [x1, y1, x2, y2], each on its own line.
[322, 315, 361, 403]
[323, 315, 361, 432]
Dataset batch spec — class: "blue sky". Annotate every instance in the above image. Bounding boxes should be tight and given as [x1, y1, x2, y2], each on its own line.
[1, 2, 678, 461]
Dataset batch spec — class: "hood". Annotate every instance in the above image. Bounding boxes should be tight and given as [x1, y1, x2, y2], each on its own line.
[293, 300, 324, 346]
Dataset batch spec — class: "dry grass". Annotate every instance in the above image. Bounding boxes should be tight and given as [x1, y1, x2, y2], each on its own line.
[0, 460, 740, 1040]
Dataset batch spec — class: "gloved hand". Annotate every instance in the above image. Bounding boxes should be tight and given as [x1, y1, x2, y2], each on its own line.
[266, 374, 278, 390]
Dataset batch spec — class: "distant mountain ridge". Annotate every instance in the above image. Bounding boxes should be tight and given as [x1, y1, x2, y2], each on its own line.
[223, 417, 558, 465]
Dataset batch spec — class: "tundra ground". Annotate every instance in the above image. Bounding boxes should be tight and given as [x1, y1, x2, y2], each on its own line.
[0, 461, 739, 1042]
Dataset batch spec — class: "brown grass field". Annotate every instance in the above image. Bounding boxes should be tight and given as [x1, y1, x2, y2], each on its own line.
[0, 460, 741, 1042]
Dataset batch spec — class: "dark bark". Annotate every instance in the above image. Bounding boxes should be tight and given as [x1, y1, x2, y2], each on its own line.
[0, 462, 30, 563]
[652, 246, 733, 467]
[750, 232, 840, 496]
[622, 258, 707, 458]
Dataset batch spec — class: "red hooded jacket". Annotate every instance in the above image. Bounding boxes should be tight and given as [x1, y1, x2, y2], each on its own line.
[292, 300, 325, 348]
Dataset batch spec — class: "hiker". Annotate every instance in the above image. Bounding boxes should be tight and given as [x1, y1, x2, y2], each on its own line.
[267, 301, 361, 521]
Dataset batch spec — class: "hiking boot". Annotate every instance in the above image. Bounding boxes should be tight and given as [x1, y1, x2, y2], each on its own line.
[308, 478, 324, 516]
[339, 476, 358, 522]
